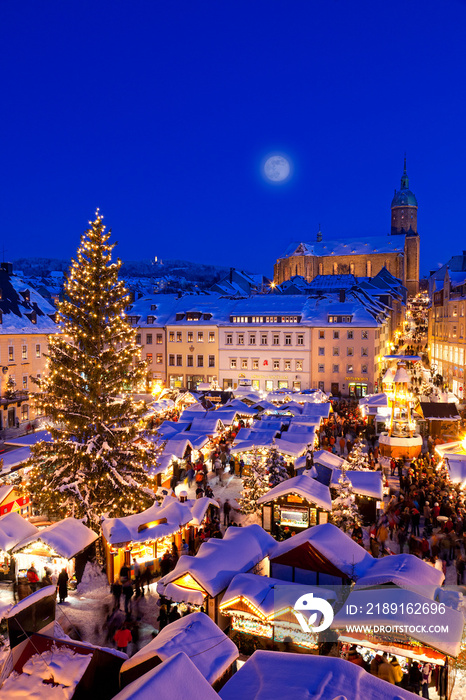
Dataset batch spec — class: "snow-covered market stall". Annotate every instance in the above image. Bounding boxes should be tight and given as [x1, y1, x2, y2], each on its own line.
[0, 511, 38, 581]
[219, 573, 336, 653]
[157, 525, 275, 628]
[257, 474, 332, 536]
[102, 494, 219, 583]
[11, 517, 98, 583]
[331, 587, 463, 699]
[119, 611, 238, 690]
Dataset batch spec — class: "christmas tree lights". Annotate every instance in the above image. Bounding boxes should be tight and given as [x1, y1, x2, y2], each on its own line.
[28, 212, 159, 530]
[265, 446, 288, 487]
[239, 448, 269, 515]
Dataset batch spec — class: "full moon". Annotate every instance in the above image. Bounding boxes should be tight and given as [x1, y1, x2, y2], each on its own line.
[264, 155, 291, 182]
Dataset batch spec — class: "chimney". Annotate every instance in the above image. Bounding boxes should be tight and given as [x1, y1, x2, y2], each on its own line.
[0, 262, 13, 275]
[339, 289, 346, 303]
[229, 267, 234, 283]
[179, 491, 188, 503]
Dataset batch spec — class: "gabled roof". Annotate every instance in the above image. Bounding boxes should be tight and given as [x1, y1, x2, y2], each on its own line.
[418, 401, 460, 420]
[355, 552, 444, 592]
[12, 518, 97, 559]
[0, 512, 38, 552]
[257, 475, 332, 510]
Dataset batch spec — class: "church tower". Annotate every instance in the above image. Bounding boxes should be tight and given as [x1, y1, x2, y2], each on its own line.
[391, 157, 420, 296]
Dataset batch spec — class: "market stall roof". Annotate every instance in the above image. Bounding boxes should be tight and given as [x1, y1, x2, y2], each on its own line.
[190, 416, 225, 434]
[251, 400, 278, 413]
[223, 399, 258, 416]
[257, 475, 332, 511]
[0, 511, 39, 552]
[301, 402, 331, 418]
[120, 613, 238, 685]
[220, 573, 336, 620]
[210, 408, 238, 425]
[114, 651, 219, 700]
[102, 497, 218, 545]
[355, 552, 444, 592]
[156, 421, 191, 438]
[5, 584, 57, 618]
[286, 423, 316, 435]
[0, 446, 34, 475]
[330, 469, 383, 500]
[234, 428, 279, 441]
[254, 420, 284, 431]
[173, 431, 210, 450]
[157, 525, 276, 604]
[444, 454, 466, 483]
[218, 650, 420, 700]
[162, 437, 194, 459]
[312, 450, 348, 470]
[359, 393, 389, 408]
[417, 402, 460, 421]
[270, 523, 372, 580]
[332, 587, 463, 659]
[383, 354, 421, 361]
[272, 438, 309, 457]
[12, 517, 98, 559]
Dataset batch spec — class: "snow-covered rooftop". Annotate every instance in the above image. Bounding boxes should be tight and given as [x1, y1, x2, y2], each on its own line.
[355, 552, 444, 592]
[219, 650, 419, 700]
[12, 518, 98, 559]
[0, 511, 39, 552]
[330, 469, 383, 500]
[257, 474, 332, 511]
[120, 612, 238, 684]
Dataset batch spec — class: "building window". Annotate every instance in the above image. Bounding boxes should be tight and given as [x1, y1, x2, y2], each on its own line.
[249, 335, 256, 345]
[198, 332, 204, 342]
[361, 330, 368, 339]
[22, 345, 27, 360]
[187, 331, 193, 342]
[347, 330, 353, 339]
[285, 334, 291, 345]
[136, 334, 142, 344]
[208, 355, 215, 367]
[366, 260, 372, 277]
[146, 353, 153, 363]
[230, 359, 237, 369]
[22, 375, 28, 389]
[333, 347, 339, 356]
[284, 360, 291, 370]
[238, 334, 244, 345]
[169, 332, 175, 342]
[261, 334, 268, 345]
[297, 334, 304, 345]
[157, 334, 163, 344]
[296, 360, 303, 371]
[35, 344, 41, 358]
[242, 359, 248, 369]
[226, 334, 233, 345]
[318, 364, 325, 373]
[361, 347, 368, 356]
[347, 347, 354, 356]
[347, 364, 354, 373]
[350, 263, 355, 274]
[21, 404, 29, 420]
[273, 334, 280, 346]
[187, 355, 193, 367]
[265, 379, 274, 391]
[333, 331, 339, 339]
[273, 359, 280, 370]
[197, 355, 204, 367]
[146, 334, 152, 344]
[252, 359, 259, 370]
[156, 354, 163, 364]
[318, 347, 325, 355]
[332, 364, 339, 373]
[176, 355, 182, 366]
[209, 332, 215, 343]
[169, 354, 175, 366]
[361, 364, 368, 373]
[8, 346, 14, 362]
[319, 330, 325, 339]
[453, 326, 457, 338]
[175, 332, 181, 342]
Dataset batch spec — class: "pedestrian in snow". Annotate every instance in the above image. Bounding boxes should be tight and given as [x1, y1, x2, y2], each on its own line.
[57, 568, 69, 603]
[27, 563, 40, 593]
[111, 579, 122, 610]
[421, 662, 432, 698]
[157, 604, 168, 630]
[223, 499, 231, 526]
[42, 567, 53, 587]
[122, 580, 133, 615]
[168, 605, 181, 623]
[114, 623, 132, 653]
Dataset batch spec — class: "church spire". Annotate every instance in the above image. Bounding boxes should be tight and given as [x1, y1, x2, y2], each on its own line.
[401, 153, 409, 189]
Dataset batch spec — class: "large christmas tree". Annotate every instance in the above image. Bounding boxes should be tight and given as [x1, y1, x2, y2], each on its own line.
[331, 472, 361, 532]
[346, 439, 370, 471]
[28, 212, 158, 529]
[239, 449, 269, 515]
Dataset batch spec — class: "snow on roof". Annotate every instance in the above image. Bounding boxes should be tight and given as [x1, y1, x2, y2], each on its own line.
[257, 475, 332, 510]
[333, 587, 463, 658]
[102, 498, 218, 545]
[211, 408, 238, 425]
[114, 651, 219, 700]
[0, 484, 14, 504]
[272, 438, 309, 457]
[121, 612, 238, 684]
[355, 553, 444, 592]
[157, 525, 276, 602]
[189, 416, 224, 433]
[330, 469, 383, 500]
[162, 437, 193, 459]
[13, 518, 97, 559]
[223, 399, 258, 416]
[218, 650, 418, 700]
[4, 430, 52, 447]
[0, 446, 33, 474]
[270, 523, 373, 579]
[0, 511, 39, 552]
[359, 393, 389, 408]
[220, 574, 336, 620]
[6, 584, 57, 618]
[312, 450, 348, 469]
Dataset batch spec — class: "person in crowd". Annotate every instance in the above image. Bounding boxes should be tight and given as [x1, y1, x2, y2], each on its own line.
[390, 656, 403, 686]
[57, 567, 69, 604]
[42, 567, 53, 587]
[122, 579, 133, 615]
[27, 563, 40, 592]
[377, 653, 396, 684]
[111, 578, 122, 610]
[223, 498, 232, 527]
[421, 662, 432, 699]
[114, 623, 132, 653]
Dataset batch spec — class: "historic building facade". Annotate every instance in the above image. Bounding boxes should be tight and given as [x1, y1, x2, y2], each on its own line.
[274, 161, 420, 296]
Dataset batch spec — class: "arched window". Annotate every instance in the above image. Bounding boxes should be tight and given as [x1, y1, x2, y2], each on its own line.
[350, 263, 355, 275]
[366, 260, 372, 277]
[333, 262, 337, 275]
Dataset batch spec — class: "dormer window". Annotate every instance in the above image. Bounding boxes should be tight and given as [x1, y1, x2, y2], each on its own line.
[147, 315, 155, 324]
[30, 311, 37, 324]
[21, 290, 30, 302]
[150, 304, 157, 311]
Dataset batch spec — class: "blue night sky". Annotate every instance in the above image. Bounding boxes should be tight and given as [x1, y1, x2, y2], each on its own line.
[2, 0, 466, 277]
